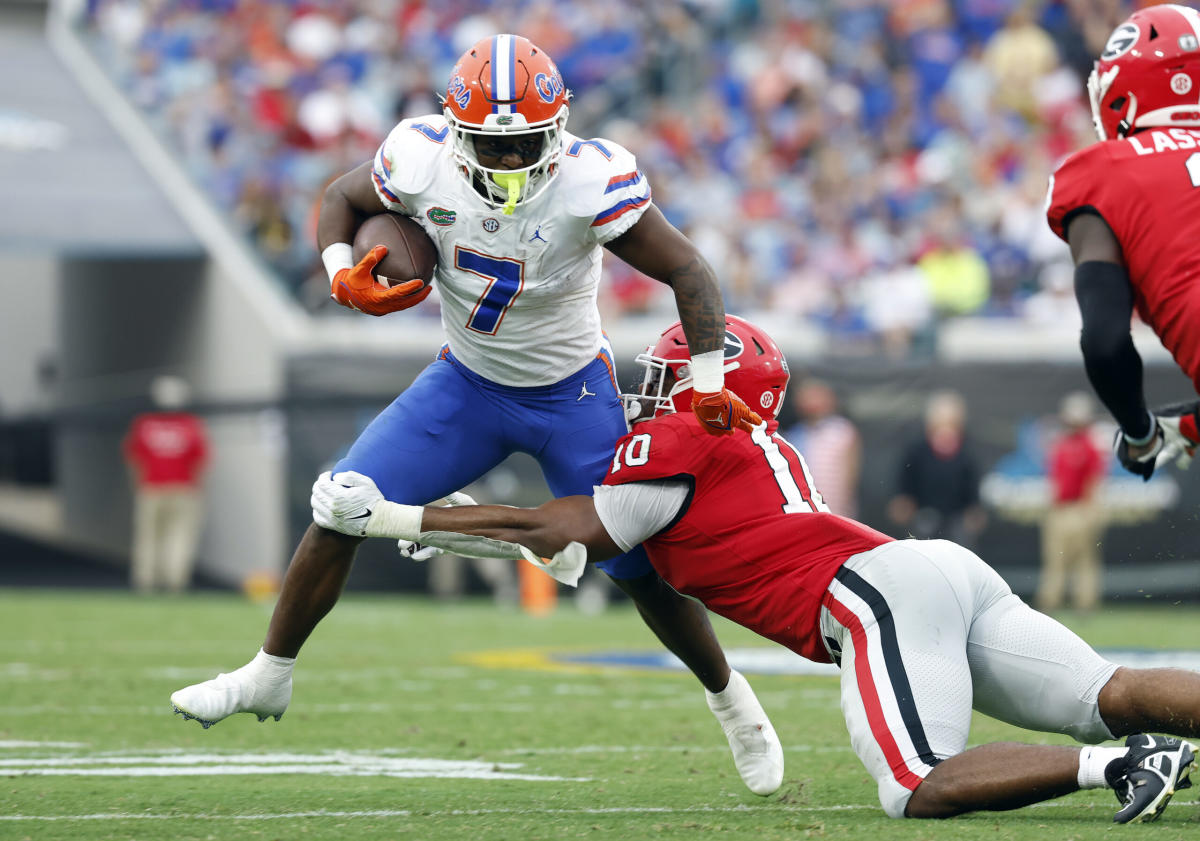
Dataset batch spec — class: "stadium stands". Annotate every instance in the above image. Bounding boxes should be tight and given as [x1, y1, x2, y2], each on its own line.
[78, 0, 1126, 357]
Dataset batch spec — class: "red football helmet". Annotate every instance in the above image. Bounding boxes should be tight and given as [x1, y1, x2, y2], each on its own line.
[1089, 4, 1200, 140]
[624, 315, 790, 424]
[443, 34, 570, 210]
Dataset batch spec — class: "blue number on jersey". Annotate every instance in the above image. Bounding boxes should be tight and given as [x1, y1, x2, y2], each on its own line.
[456, 247, 525, 335]
[566, 139, 613, 159]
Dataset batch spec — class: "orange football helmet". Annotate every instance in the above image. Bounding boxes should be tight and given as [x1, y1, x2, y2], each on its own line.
[1089, 4, 1200, 140]
[443, 34, 570, 211]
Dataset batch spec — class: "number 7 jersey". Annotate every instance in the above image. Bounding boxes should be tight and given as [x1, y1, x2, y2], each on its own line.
[1047, 128, 1200, 389]
[370, 114, 652, 387]
[601, 412, 892, 663]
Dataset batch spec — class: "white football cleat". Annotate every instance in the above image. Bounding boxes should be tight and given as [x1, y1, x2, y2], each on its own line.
[171, 650, 293, 729]
[706, 668, 784, 795]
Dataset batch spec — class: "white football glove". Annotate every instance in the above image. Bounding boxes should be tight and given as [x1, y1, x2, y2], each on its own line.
[397, 491, 478, 560]
[310, 470, 386, 536]
[1157, 415, 1198, 470]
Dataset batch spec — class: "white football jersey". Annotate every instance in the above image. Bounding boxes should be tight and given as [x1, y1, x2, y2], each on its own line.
[371, 115, 652, 386]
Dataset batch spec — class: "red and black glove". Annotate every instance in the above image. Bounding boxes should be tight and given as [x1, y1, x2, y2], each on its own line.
[691, 388, 763, 435]
[331, 245, 432, 316]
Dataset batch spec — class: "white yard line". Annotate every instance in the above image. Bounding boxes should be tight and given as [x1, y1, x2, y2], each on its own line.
[1, 805, 865, 821]
[0, 799, 1145, 822]
[0, 740, 88, 748]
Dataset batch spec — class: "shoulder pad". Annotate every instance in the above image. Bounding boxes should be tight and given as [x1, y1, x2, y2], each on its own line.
[1046, 142, 1114, 242]
[604, 414, 698, 486]
[373, 115, 450, 204]
[556, 133, 650, 221]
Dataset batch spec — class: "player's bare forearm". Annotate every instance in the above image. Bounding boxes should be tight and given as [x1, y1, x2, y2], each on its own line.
[420, 496, 621, 561]
[317, 161, 387, 251]
[666, 258, 726, 355]
[606, 204, 726, 354]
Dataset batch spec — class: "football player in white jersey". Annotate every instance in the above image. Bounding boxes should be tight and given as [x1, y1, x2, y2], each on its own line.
[171, 34, 783, 796]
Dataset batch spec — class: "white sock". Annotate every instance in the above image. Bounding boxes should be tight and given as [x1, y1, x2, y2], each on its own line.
[252, 648, 296, 676]
[1078, 745, 1128, 789]
[706, 669, 748, 717]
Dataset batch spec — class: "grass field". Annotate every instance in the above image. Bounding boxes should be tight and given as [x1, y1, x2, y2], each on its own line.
[3, 590, 1200, 841]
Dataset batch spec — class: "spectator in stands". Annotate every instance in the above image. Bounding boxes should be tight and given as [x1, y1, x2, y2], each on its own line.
[123, 376, 208, 594]
[1036, 391, 1107, 613]
[784, 379, 861, 518]
[887, 389, 987, 546]
[81, 0, 1117, 348]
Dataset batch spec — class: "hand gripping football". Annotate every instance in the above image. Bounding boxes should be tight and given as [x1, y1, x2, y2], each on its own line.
[352, 213, 438, 289]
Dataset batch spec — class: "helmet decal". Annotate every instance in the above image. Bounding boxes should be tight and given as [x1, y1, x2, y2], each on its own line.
[535, 71, 565, 103]
[448, 74, 470, 110]
[759, 392, 775, 409]
[1102, 23, 1139, 60]
[1173, 73, 1194, 95]
[723, 330, 745, 359]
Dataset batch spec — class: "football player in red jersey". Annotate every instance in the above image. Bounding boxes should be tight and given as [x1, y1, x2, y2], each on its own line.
[1047, 4, 1200, 478]
[315, 315, 1200, 823]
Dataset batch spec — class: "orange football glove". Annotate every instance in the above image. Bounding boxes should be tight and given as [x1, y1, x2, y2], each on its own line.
[331, 245, 433, 316]
[692, 388, 763, 435]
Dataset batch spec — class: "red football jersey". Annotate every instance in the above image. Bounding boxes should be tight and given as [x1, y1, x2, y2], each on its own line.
[1047, 128, 1200, 389]
[602, 413, 893, 662]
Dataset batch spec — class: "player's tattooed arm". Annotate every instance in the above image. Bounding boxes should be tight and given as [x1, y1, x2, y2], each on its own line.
[605, 203, 727, 355]
[317, 160, 389, 251]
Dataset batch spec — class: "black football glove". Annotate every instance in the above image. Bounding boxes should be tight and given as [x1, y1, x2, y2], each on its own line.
[1113, 422, 1163, 481]
[1113, 400, 1200, 481]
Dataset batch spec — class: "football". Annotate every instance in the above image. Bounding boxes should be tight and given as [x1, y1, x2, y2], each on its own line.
[352, 213, 438, 289]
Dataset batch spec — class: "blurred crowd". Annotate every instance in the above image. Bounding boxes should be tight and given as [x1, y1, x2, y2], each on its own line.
[83, 0, 1144, 356]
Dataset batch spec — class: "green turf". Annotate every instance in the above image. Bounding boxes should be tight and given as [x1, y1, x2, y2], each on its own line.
[2, 589, 1200, 841]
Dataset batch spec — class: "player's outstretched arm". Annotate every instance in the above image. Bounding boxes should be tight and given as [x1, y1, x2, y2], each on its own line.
[421, 495, 622, 563]
[606, 205, 762, 434]
[310, 470, 621, 562]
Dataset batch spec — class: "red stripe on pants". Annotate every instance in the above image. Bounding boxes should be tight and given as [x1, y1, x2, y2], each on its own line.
[826, 594, 925, 792]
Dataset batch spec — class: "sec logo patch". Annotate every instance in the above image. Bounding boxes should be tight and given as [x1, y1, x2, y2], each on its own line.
[1172, 73, 1193, 95]
[482, 218, 500, 233]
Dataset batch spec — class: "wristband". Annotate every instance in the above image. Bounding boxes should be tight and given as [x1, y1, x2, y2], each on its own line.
[690, 349, 725, 393]
[364, 500, 423, 540]
[321, 243, 355, 283]
[1122, 411, 1158, 446]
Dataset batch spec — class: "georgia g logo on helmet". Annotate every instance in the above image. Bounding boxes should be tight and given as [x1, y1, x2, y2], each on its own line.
[723, 330, 745, 360]
[1101, 22, 1139, 61]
